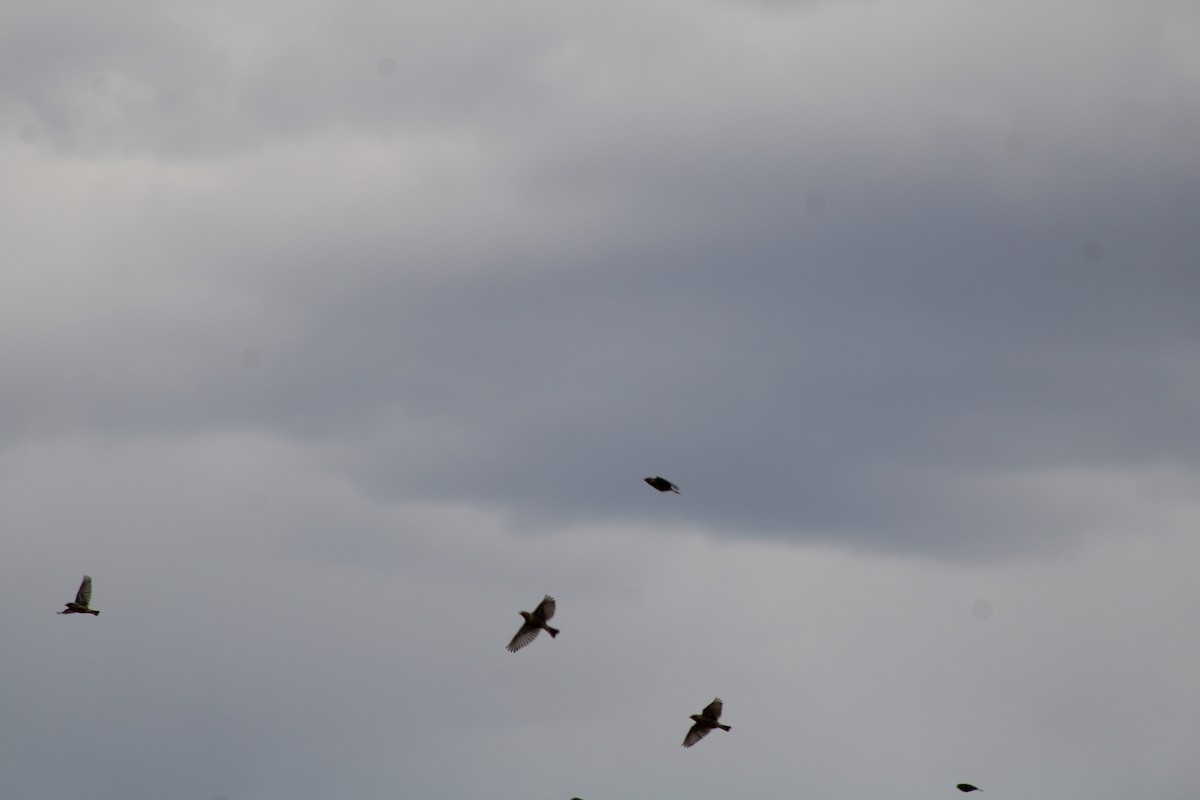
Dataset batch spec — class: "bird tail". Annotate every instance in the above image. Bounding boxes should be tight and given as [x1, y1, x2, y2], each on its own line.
[672, 487, 680, 493]
[718, 724, 731, 731]
[546, 626, 560, 638]
[88, 609, 100, 616]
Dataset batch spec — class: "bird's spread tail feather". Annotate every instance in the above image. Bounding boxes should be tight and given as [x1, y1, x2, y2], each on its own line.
[718, 724, 731, 731]
[547, 626, 560, 638]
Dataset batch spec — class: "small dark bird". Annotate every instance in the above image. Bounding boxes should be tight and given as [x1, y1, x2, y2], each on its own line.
[683, 697, 731, 747]
[644, 476, 680, 494]
[956, 785, 981, 793]
[506, 595, 559, 652]
[58, 575, 99, 616]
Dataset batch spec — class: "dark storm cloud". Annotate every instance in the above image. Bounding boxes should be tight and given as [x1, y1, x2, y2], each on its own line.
[313, 186, 1199, 556]
[122, 141, 1198, 555]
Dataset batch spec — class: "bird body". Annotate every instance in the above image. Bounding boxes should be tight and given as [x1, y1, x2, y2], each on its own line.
[683, 697, 731, 747]
[507, 595, 559, 652]
[59, 575, 99, 616]
[644, 476, 680, 494]
[957, 785, 982, 793]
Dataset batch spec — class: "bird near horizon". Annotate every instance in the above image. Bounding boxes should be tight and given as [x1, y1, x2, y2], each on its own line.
[644, 476, 680, 494]
[683, 697, 731, 747]
[957, 784, 982, 792]
[506, 595, 559, 652]
[58, 575, 99, 616]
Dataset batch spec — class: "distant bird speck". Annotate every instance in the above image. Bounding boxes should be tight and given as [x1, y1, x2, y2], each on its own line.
[59, 575, 99, 616]
[683, 697, 731, 747]
[506, 595, 559, 652]
[644, 476, 680, 494]
[957, 784, 982, 792]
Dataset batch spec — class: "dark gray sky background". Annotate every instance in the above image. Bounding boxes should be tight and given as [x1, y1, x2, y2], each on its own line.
[2, 1, 1199, 798]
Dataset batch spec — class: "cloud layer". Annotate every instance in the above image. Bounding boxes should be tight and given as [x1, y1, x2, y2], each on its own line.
[2, 1, 1199, 798]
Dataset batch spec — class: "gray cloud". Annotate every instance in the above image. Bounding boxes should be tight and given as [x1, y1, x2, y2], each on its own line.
[9, 130, 1196, 554]
[3, 3, 1200, 795]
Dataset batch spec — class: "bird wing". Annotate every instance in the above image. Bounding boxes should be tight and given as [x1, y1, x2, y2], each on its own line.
[682, 722, 711, 747]
[702, 698, 723, 722]
[75, 575, 92, 606]
[533, 595, 556, 622]
[506, 622, 542, 652]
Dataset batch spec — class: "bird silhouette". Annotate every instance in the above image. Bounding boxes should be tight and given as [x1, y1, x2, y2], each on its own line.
[506, 595, 559, 652]
[683, 697, 731, 747]
[644, 476, 680, 494]
[957, 785, 982, 793]
[58, 575, 99, 616]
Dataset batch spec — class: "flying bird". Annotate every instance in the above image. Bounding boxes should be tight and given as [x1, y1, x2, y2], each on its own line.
[683, 697, 731, 747]
[644, 476, 680, 494]
[58, 575, 99, 616]
[506, 595, 559, 652]
[956, 785, 982, 793]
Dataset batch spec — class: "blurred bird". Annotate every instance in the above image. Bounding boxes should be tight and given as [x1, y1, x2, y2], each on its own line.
[956, 785, 981, 792]
[683, 697, 731, 747]
[506, 595, 559, 652]
[58, 575, 99, 616]
[644, 476, 680, 494]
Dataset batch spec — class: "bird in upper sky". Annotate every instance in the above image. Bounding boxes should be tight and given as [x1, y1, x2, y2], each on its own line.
[644, 476, 680, 494]
[956, 784, 982, 793]
[58, 575, 99, 616]
[506, 595, 559, 652]
[682, 697, 731, 747]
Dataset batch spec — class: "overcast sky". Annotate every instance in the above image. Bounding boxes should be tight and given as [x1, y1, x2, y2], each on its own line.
[2, 1, 1199, 798]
